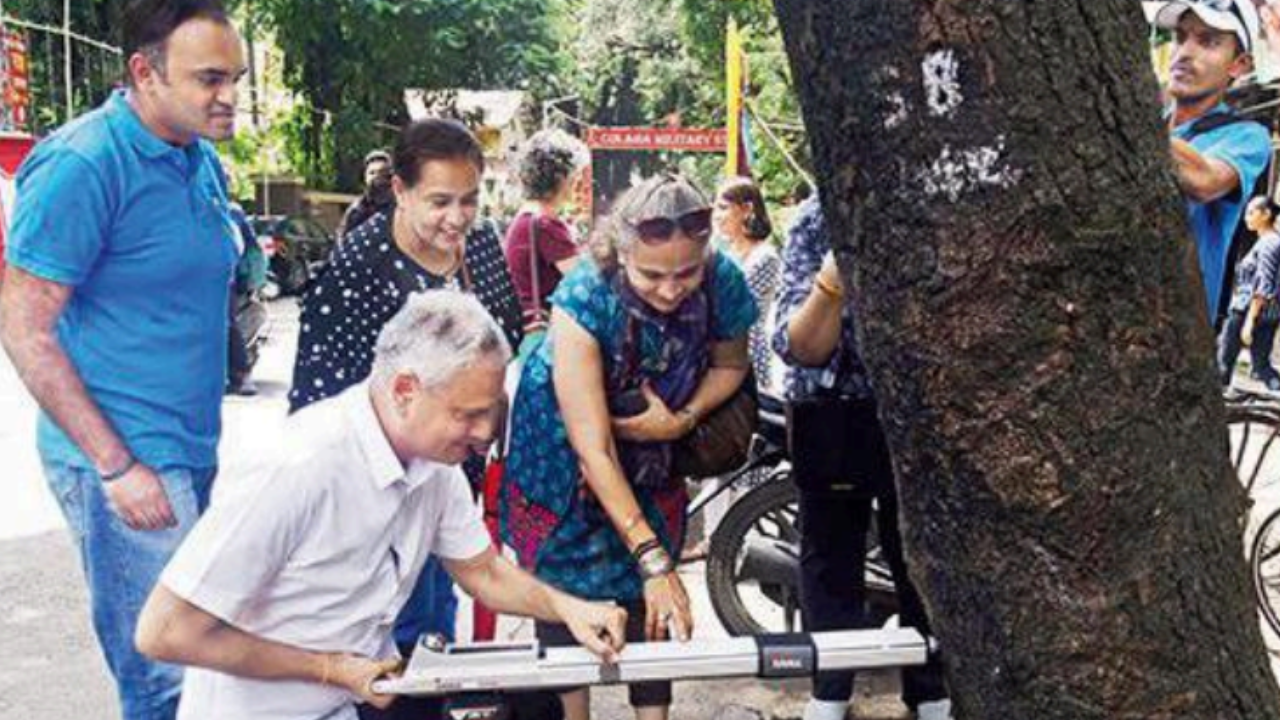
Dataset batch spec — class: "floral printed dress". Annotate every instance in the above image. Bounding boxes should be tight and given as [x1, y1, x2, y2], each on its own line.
[501, 251, 757, 601]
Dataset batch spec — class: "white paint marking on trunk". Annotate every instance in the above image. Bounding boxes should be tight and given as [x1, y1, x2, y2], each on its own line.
[923, 50, 962, 117]
[918, 136, 1019, 201]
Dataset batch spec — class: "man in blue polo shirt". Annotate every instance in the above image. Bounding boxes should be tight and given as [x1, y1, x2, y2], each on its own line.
[0, 1, 245, 718]
[1156, 0, 1273, 324]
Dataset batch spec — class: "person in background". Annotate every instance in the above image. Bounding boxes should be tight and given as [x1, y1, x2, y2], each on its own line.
[0, 1, 245, 718]
[504, 128, 590, 357]
[227, 200, 266, 396]
[772, 198, 950, 720]
[713, 176, 782, 391]
[339, 149, 396, 240]
[288, 118, 522, 720]
[1220, 195, 1280, 392]
[137, 291, 627, 720]
[1154, 0, 1271, 323]
[502, 174, 757, 720]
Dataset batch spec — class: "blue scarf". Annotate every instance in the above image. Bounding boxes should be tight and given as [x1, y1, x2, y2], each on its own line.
[608, 269, 711, 488]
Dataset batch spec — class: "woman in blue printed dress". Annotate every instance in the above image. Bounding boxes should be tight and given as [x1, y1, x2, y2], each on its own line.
[501, 175, 757, 720]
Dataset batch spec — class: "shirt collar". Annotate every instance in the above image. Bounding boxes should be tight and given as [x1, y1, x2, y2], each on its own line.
[1170, 101, 1232, 135]
[106, 89, 187, 160]
[342, 382, 447, 491]
[343, 382, 408, 490]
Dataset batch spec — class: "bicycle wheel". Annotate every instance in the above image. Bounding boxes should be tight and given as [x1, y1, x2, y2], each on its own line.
[1226, 406, 1280, 500]
[1251, 508, 1280, 638]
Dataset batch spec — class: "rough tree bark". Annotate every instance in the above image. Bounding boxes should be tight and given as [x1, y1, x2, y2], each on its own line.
[773, 2, 1280, 718]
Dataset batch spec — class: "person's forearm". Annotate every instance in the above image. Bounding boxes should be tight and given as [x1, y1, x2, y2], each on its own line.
[1170, 138, 1238, 203]
[0, 290, 130, 473]
[137, 587, 328, 684]
[680, 366, 747, 423]
[577, 445, 653, 550]
[786, 284, 845, 367]
[447, 552, 572, 624]
[1250, 296, 1267, 326]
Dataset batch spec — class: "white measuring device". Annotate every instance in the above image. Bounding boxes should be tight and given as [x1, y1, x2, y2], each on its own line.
[373, 628, 928, 696]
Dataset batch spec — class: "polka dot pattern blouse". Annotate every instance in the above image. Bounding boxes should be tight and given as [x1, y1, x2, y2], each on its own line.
[288, 210, 523, 414]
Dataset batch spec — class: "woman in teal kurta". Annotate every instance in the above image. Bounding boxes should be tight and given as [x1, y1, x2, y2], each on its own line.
[501, 175, 756, 720]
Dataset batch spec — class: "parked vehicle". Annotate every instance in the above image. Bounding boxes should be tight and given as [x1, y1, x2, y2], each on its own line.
[249, 214, 337, 297]
[691, 392, 897, 636]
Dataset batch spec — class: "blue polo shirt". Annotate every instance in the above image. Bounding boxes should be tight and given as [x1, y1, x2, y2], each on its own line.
[1172, 105, 1271, 319]
[5, 90, 237, 471]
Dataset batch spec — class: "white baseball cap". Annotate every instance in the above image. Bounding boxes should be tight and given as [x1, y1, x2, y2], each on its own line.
[1155, 0, 1260, 54]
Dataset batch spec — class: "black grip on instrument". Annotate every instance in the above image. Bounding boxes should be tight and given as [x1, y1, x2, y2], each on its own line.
[754, 633, 817, 678]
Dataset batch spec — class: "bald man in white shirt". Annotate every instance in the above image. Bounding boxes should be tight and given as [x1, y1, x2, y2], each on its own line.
[135, 291, 626, 720]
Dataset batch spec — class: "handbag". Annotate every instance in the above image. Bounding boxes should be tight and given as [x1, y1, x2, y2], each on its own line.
[785, 396, 893, 496]
[670, 266, 759, 479]
[672, 369, 758, 479]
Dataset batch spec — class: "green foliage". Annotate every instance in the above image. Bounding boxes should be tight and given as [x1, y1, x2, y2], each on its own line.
[250, 0, 570, 190]
[564, 0, 810, 222]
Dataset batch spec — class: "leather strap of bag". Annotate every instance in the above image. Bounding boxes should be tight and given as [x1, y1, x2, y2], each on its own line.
[523, 213, 550, 332]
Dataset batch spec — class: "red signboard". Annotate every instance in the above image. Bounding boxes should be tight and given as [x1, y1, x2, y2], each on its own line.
[0, 133, 35, 277]
[586, 127, 727, 153]
[1, 28, 29, 132]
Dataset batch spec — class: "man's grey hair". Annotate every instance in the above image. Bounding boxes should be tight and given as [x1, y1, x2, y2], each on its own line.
[371, 291, 511, 391]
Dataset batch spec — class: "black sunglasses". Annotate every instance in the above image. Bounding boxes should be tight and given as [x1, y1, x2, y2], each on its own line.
[629, 208, 714, 243]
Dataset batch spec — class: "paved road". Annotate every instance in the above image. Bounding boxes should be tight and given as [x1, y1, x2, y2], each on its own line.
[0, 298, 918, 720]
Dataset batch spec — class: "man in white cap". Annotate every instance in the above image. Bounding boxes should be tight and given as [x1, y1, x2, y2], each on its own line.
[1155, 0, 1272, 324]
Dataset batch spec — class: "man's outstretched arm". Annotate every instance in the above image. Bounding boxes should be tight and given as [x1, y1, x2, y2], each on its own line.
[135, 584, 400, 709]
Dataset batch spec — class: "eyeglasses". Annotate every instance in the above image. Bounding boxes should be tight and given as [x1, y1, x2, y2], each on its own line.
[629, 208, 714, 243]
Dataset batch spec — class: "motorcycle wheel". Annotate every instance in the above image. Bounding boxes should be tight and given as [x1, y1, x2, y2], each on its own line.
[705, 471, 899, 636]
[706, 472, 802, 636]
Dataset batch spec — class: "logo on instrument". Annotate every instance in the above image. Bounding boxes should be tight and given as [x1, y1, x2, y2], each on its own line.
[770, 656, 804, 670]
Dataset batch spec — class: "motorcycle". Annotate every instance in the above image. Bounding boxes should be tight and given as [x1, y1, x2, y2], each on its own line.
[696, 392, 898, 636]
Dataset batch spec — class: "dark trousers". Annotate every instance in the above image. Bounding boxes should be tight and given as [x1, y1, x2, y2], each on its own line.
[799, 489, 946, 706]
[1219, 308, 1280, 388]
[227, 294, 250, 385]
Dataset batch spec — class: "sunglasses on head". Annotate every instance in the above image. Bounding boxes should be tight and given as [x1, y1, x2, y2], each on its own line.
[629, 208, 714, 243]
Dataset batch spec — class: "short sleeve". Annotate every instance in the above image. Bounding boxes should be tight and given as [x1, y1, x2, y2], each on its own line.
[1199, 122, 1271, 201]
[771, 199, 830, 366]
[550, 260, 614, 340]
[710, 251, 758, 341]
[535, 216, 579, 264]
[160, 474, 311, 624]
[430, 470, 493, 561]
[5, 148, 113, 286]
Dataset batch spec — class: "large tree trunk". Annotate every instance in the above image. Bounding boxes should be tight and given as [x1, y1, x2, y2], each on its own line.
[774, 1, 1280, 718]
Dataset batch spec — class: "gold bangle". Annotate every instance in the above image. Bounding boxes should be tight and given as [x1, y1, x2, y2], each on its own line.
[814, 274, 845, 300]
[320, 653, 333, 686]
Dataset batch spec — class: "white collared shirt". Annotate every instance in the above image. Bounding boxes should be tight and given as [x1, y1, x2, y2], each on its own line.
[162, 383, 491, 720]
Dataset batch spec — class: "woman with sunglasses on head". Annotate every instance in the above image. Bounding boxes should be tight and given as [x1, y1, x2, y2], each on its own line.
[501, 174, 758, 720]
[714, 176, 782, 391]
